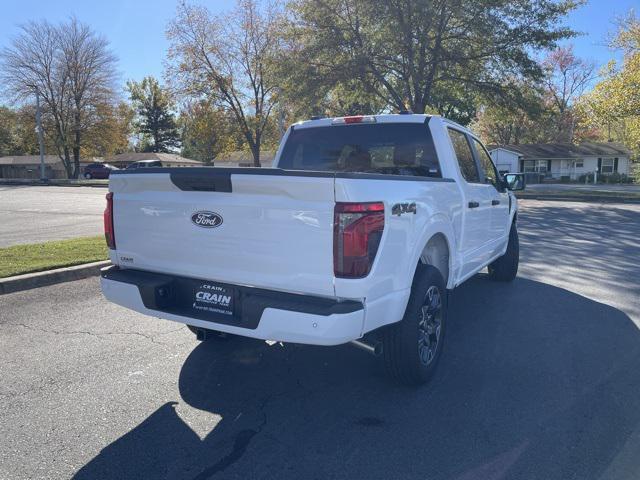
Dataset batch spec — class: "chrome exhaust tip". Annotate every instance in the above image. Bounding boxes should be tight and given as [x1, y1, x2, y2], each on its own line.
[350, 339, 383, 356]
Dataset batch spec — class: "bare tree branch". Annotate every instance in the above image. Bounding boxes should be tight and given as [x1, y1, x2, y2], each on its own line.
[167, 0, 282, 166]
[0, 18, 118, 178]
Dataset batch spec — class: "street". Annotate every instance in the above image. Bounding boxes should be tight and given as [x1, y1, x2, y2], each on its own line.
[527, 183, 640, 194]
[1, 200, 639, 479]
[0, 186, 105, 247]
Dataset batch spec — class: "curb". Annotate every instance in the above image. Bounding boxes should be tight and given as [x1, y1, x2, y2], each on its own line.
[0, 180, 108, 188]
[516, 194, 640, 204]
[0, 260, 111, 295]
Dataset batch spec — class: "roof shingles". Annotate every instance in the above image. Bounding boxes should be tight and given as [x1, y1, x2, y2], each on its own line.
[490, 142, 632, 159]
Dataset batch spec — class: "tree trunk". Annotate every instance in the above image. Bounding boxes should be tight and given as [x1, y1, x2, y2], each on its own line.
[251, 130, 261, 167]
[252, 143, 261, 167]
[72, 110, 81, 179]
[63, 146, 73, 179]
[72, 146, 80, 179]
[412, 101, 426, 114]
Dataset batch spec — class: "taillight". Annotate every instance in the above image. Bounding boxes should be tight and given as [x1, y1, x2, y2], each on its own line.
[104, 192, 115, 249]
[334, 202, 384, 278]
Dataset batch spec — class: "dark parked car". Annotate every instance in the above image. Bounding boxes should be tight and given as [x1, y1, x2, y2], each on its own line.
[83, 163, 118, 179]
[126, 160, 163, 170]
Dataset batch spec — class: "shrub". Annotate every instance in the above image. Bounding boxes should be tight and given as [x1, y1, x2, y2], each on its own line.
[578, 172, 595, 183]
[599, 173, 635, 184]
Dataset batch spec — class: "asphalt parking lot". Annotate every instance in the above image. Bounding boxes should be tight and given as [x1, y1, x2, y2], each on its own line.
[1, 200, 639, 480]
[0, 186, 105, 247]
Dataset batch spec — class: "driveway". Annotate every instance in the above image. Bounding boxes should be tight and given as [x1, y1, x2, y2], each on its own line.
[0, 185, 105, 247]
[1, 200, 639, 480]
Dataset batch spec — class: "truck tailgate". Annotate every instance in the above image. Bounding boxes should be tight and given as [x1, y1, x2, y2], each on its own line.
[109, 170, 336, 297]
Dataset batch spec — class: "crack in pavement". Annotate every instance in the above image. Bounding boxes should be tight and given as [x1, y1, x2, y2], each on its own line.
[0, 324, 190, 400]
[8, 322, 186, 346]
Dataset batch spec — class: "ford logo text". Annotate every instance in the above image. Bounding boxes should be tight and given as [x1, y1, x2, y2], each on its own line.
[191, 211, 223, 228]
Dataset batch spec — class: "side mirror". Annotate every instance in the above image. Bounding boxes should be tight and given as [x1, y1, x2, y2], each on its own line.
[503, 173, 525, 191]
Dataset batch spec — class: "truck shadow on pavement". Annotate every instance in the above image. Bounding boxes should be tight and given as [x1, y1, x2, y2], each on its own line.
[74, 275, 640, 480]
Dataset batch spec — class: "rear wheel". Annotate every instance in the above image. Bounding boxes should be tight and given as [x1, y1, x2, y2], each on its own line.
[383, 265, 447, 385]
[84, 172, 92, 179]
[488, 223, 519, 282]
[187, 325, 235, 341]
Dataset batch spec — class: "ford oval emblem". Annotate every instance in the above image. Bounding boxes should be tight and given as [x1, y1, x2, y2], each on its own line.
[191, 211, 223, 228]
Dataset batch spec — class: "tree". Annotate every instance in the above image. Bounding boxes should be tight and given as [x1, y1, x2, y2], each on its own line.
[0, 18, 118, 178]
[127, 76, 180, 153]
[472, 44, 596, 146]
[576, 13, 640, 160]
[284, 0, 578, 120]
[542, 45, 595, 141]
[167, 0, 283, 166]
[83, 101, 135, 157]
[0, 106, 19, 156]
[471, 99, 545, 146]
[179, 100, 242, 163]
[0, 105, 41, 156]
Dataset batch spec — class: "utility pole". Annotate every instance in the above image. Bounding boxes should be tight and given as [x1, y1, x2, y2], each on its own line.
[35, 91, 46, 182]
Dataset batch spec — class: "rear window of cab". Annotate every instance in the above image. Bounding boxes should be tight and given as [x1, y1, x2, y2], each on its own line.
[278, 123, 442, 178]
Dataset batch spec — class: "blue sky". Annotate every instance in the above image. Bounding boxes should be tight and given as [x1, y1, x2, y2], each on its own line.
[0, 0, 636, 92]
[0, 0, 235, 92]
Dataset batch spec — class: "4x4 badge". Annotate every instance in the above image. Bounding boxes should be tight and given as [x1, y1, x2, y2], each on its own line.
[392, 202, 417, 216]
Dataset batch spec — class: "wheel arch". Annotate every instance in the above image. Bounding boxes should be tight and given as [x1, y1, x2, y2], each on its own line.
[410, 217, 457, 290]
[419, 233, 451, 286]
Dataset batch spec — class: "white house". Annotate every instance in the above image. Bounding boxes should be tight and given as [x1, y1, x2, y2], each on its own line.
[489, 142, 633, 181]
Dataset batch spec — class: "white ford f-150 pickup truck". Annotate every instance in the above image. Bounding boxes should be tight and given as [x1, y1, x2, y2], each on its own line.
[101, 114, 525, 384]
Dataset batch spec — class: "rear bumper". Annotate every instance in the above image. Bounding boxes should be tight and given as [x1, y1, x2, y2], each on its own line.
[100, 266, 365, 346]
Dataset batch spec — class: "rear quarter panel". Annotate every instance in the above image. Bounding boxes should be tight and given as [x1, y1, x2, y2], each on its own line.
[334, 177, 462, 330]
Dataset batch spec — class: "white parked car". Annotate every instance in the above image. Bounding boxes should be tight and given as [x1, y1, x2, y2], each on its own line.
[100, 114, 525, 384]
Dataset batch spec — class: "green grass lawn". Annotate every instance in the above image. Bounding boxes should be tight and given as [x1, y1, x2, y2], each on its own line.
[0, 236, 108, 278]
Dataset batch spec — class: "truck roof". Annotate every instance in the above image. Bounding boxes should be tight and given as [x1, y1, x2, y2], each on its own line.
[292, 113, 470, 134]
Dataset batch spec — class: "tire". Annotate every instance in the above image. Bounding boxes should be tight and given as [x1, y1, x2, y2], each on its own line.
[187, 325, 234, 341]
[84, 172, 92, 179]
[488, 222, 519, 282]
[383, 265, 447, 385]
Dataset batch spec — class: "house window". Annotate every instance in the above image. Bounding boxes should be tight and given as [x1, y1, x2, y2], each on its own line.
[575, 160, 584, 168]
[601, 158, 614, 174]
[523, 159, 548, 173]
[523, 160, 535, 173]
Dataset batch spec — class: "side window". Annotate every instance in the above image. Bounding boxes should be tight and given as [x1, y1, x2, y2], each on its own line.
[448, 128, 480, 183]
[472, 138, 499, 188]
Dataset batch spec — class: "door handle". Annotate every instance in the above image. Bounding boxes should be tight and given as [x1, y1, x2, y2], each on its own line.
[492, 199, 501, 206]
[468, 201, 479, 209]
